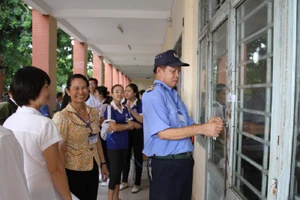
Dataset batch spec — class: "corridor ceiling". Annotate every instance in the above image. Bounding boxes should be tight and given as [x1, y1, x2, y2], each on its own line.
[24, 0, 175, 80]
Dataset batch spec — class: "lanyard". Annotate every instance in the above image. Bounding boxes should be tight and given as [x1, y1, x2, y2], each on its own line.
[158, 83, 181, 114]
[75, 113, 93, 133]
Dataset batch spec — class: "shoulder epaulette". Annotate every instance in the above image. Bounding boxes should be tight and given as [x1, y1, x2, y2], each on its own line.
[146, 84, 155, 92]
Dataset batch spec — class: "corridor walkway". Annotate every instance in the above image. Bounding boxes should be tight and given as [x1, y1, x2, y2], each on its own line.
[97, 161, 149, 200]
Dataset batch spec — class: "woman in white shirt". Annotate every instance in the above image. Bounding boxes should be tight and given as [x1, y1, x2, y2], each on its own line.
[4, 66, 72, 200]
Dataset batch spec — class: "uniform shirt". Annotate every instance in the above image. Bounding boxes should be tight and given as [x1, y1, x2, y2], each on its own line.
[0, 126, 30, 200]
[98, 98, 109, 119]
[4, 106, 63, 200]
[85, 93, 101, 109]
[104, 101, 132, 150]
[53, 104, 100, 171]
[142, 80, 195, 157]
[129, 98, 143, 125]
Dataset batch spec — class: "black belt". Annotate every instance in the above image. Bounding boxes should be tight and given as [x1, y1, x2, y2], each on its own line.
[152, 152, 192, 160]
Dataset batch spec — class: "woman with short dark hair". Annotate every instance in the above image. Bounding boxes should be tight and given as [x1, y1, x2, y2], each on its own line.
[4, 66, 72, 200]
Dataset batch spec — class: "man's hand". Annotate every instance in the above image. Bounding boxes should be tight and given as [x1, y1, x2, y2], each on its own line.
[208, 116, 223, 123]
[202, 118, 224, 137]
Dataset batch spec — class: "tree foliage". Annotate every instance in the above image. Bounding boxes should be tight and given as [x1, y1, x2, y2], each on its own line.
[1, 0, 94, 93]
[0, 0, 32, 90]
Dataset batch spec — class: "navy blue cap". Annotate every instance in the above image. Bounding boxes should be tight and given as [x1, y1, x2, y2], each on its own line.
[154, 50, 190, 67]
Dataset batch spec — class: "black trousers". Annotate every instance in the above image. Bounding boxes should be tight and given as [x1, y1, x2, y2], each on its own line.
[107, 149, 128, 190]
[148, 157, 194, 200]
[100, 137, 110, 171]
[66, 159, 99, 200]
[122, 128, 144, 186]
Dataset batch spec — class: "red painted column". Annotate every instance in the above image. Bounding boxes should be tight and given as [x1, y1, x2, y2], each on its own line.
[32, 9, 57, 115]
[125, 76, 128, 86]
[92, 53, 103, 85]
[123, 75, 126, 87]
[118, 71, 123, 87]
[73, 40, 88, 76]
[104, 63, 113, 92]
[112, 67, 119, 86]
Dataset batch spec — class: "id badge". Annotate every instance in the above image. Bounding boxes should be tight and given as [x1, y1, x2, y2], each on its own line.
[178, 114, 185, 122]
[88, 134, 98, 144]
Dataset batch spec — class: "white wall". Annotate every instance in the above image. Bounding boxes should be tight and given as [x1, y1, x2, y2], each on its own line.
[132, 79, 154, 91]
[163, 0, 206, 200]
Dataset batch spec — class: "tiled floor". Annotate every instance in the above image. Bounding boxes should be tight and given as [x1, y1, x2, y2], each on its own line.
[97, 161, 149, 200]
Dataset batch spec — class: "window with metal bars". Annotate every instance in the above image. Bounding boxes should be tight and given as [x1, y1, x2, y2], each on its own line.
[233, 0, 273, 199]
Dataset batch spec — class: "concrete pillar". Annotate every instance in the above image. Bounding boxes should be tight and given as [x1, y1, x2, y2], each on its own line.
[112, 67, 119, 86]
[122, 74, 125, 87]
[125, 76, 129, 86]
[92, 54, 103, 85]
[104, 63, 113, 92]
[73, 40, 88, 76]
[32, 9, 57, 115]
[118, 71, 123, 87]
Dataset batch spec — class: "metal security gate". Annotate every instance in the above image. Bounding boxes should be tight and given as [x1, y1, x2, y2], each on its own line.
[197, 0, 299, 199]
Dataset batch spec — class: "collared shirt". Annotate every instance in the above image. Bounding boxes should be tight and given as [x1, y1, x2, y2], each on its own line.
[53, 104, 100, 171]
[4, 106, 63, 200]
[104, 101, 132, 150]
[0, 126, 31, 200]
[142, 80, 195, 157]
[85, 93, 101, 109]
[98, 98, 109, 118]
[129, 98, 143, 125]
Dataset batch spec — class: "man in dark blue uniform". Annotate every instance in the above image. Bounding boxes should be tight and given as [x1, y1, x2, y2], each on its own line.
[142, 49, 224, 200]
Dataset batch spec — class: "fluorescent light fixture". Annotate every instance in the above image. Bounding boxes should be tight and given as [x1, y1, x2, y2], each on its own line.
[117, 24, 123, 33]
[128, 45, 132, 50]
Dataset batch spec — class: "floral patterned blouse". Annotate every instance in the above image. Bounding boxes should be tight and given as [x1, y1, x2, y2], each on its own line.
[53, 104, 100, 171]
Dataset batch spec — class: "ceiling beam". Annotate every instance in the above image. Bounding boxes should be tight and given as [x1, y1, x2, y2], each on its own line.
[58, 19, 87, 43]
[91, 39, 164, 45]
[52, 9, 170, 19]
[23, 0, 51, 14]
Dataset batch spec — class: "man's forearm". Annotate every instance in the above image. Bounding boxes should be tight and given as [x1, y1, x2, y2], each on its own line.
[157, 125, 204, 140]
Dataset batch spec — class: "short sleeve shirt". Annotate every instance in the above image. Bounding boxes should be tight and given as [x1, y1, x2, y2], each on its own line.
[53, 104, 100, 171]
[129, 98, 143, 125]
[142, 80, 195, 157]
[0, 126, 30, 200]
[4, 106, 63, 200]
[104, 101, 131, 150]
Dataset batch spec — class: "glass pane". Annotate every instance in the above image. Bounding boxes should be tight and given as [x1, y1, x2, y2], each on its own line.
[212, 0, 226, 15]
[233, 0, 273, 199]
[200, 38, 207, 124]
[199, 0, 209, 31]
[210, 21, 227, 175]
